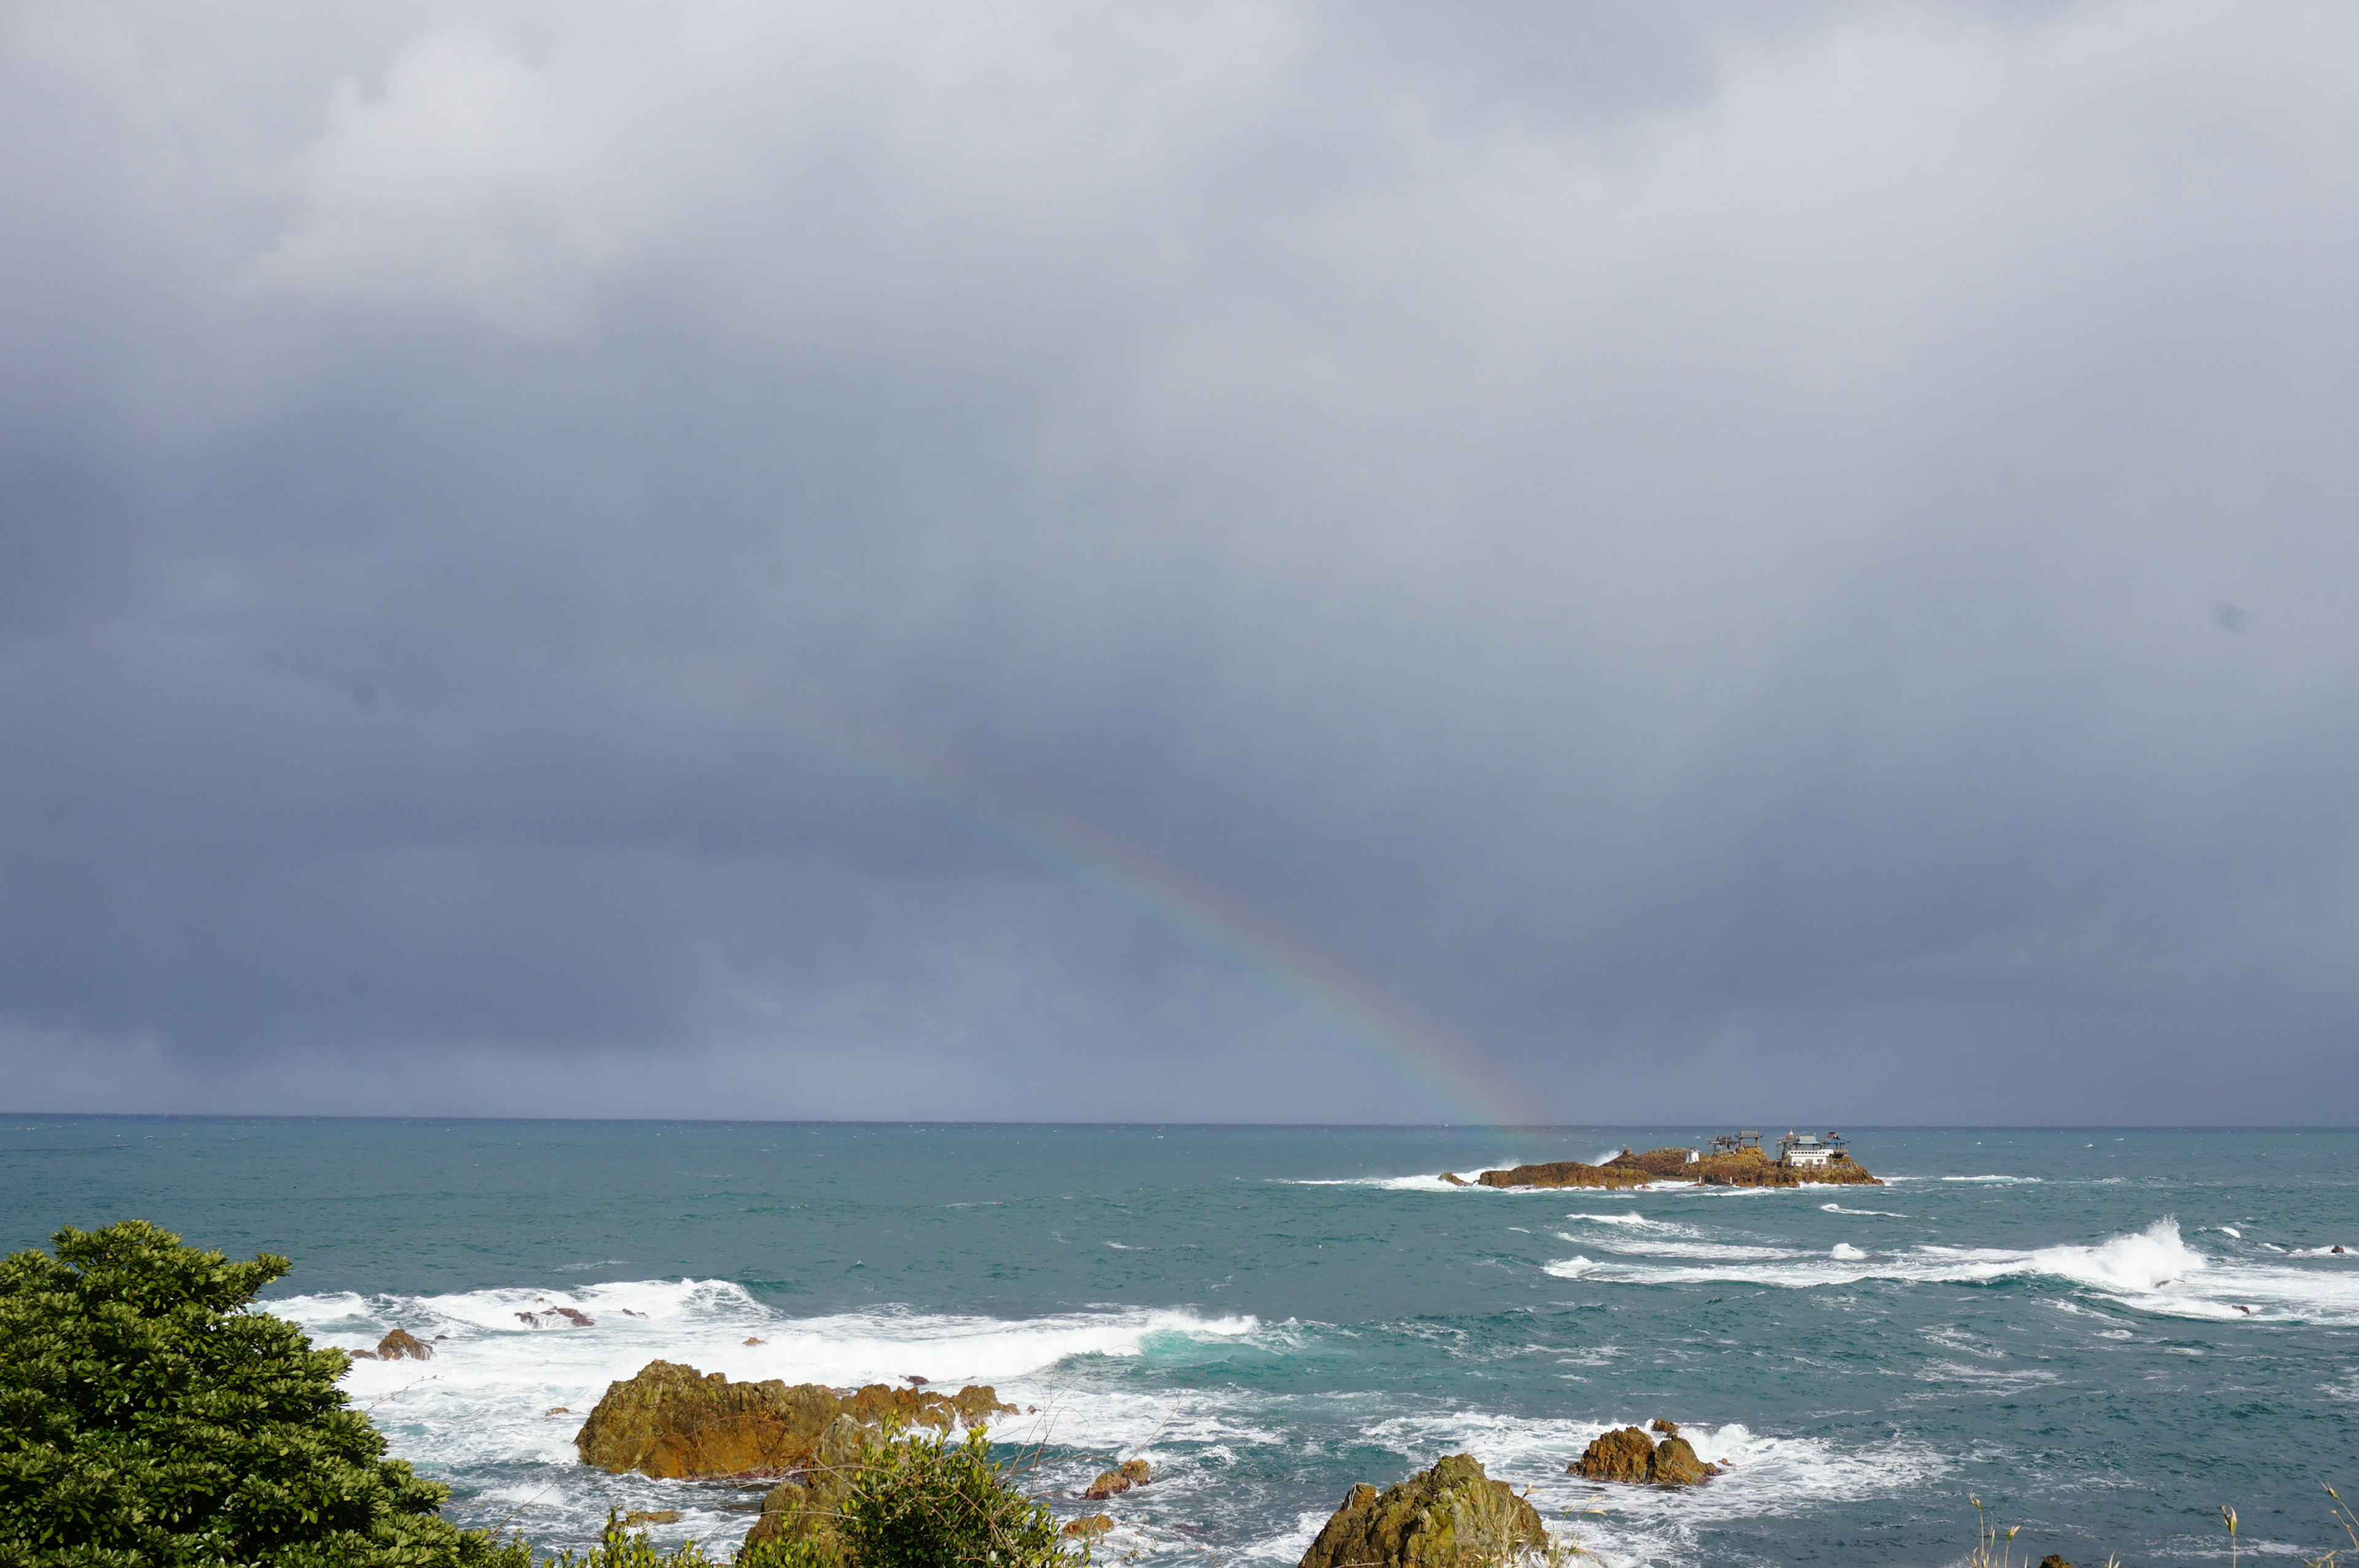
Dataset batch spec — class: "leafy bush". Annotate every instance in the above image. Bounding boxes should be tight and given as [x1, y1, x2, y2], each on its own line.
[738, 1424, 1081, 1568]
[0, 1219, 534, 1568]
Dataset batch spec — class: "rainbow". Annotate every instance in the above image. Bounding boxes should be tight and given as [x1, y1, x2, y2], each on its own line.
[598, 655, 1524, 1126]
[189, 575, 1525, 1124]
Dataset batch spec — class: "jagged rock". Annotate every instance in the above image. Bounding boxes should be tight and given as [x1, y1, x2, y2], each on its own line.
[1438, 1172, 1470, 1187]
[546, 1406, 571, 1418]
[1299, 1454, 1548, 1568]
[577, 1360, 1017, 1480]
[1651, 1435, 1715, 1487]
[1476, 1160, 1651, 1190]
[2040, 1556, 2073, 1568]
[1084, 1458, 1151, 1500]
[517, 1312, 542, 1327]
[742, 1413, 870, 1562]
[1482, 1145, 1879, 1190]
[905, 1375, 928, 1386]
[348, 1349, 380, 1360]
[624, 1511, 681, 1527]
[377, 1328, 434, 1361]
[1064, 1515, 1115, 1539]
[554, 1308, 594, 1327]
[1571, 1427, 1719, 1488]
[743, 1338, 766, 1346]
[1572, 1427, 1657, 1483]
[1649, 1418, 1679, 1435]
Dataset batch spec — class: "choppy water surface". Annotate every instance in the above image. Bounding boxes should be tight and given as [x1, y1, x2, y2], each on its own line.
[6, 1121, 2356, 1566]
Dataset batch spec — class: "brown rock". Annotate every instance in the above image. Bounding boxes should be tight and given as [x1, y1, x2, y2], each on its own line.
[624, 1511, 681, 1527]
[545, 1407, 571, 1418]
[377, 1328, 434, 1361]
[743, 1413, 871, 1563]
[577, 1360, 1018, 1480]
[2040, 1556, 2073, 1568]
[1438, 1172, 1470, 1186]
[1571, 1427, 1717, 1488]
[1063, 1515, 1116, 1540]
[743, 1338, 766, 1346]
[348, 1349, 380, 1360]
[554, 1308, 595, 1327]
[1475, 1160, 1651, 1190]
[1079, 1458, 1151, 1499]
[904, 1375, 928, 1386]
[1651, 1435, 1718, 1486]
[1299, 1455, 1547, 1568]
[1571, 1427, 1657, 1483]
[1649, 1418, 1679, 1435]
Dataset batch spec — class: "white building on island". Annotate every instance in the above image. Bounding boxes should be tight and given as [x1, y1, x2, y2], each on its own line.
[1777, 1130, 1847, 1168]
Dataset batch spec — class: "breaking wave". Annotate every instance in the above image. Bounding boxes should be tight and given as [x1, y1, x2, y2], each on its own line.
[1543, 1219, 2359, 1325]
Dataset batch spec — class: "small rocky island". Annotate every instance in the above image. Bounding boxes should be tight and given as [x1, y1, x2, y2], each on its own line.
[1457, 1129, 1880, 1189]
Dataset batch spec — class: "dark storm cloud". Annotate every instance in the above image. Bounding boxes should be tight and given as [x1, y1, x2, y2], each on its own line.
[2, 1, 2356, 1121]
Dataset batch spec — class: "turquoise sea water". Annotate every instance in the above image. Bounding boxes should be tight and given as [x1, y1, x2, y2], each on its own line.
[6, 1118, 2357, 1567]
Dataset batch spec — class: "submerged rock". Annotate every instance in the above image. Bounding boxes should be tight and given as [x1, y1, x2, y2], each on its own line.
[576, 1360, 1017, 1480]
[1299, 1454, 1547, 1568]
[1570, 1427, 1719, 1488]
[377, 1328, 434, 1361]
[1084, 1458, 1152, 1499]
[623, 1511, 681, 1527]
[1064, 1515, 1116, 1539]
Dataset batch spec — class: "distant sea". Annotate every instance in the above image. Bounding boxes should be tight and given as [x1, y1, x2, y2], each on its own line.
[6, 1120, 2356, 1567]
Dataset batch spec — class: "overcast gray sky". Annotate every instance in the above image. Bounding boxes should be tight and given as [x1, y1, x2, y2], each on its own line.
[3, 1, 2355, 1123]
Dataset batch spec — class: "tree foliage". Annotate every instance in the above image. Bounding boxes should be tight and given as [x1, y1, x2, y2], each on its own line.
[759, 1423, 1080, 1568]
[0, 1220, 534, 1568]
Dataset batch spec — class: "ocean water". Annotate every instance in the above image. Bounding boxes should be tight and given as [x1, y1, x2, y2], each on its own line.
[5, 1120, 2357, 1567]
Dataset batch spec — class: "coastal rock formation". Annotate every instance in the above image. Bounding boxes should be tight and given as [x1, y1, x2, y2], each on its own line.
[1475, 1159, 1650, 1190]
[1570, 1427, 1719, 1487]
[1480, 1145, 1879, 1189]
[623, 1511, 681, 1527]
[1063, 1515, 1116, 1539]
[377, 1328, 433, 1360]
[576, 1359, 1015, 1480]
[742, 1412, 871, 1562]
[1084, 1458, 1151, 1499]
[1438, 1172, 1470, 1187]
[1299, 1455, 1547, 1568]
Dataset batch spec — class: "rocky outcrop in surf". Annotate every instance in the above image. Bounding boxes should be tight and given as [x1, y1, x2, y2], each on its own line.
[1084, 1459, 1151, 1500]
[349, 1327, 434, 1361]
[741, 1412, 871, 1560]
[574, 1360, 1015, 1480]
[1477, 1145, 1879, 1188]
[1299, 1455, 1547, 1568]
[1570, 1426, 1719, 1487]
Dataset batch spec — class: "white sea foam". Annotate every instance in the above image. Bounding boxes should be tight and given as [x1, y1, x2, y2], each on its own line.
[1542, 1219, 2359, 1325]
[1831, 1244, 1865, 1260]
[2216, 1226, 2242, 1238]
[1821, 1203, 1907, 1217]
[1352, 1410, 1946, 1568]
[1285, 1171, 1502, 1192]
[1571, 1235, 1801, 1262]
[270, 1281, 1274, 1548]
[1939, 1175, 2043, 1184]
[1562, 1213, 1702, 1236]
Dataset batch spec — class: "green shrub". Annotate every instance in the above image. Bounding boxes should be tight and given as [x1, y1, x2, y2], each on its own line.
[738, 1424, 1082, 1568]
[0, 1219, 534, 1568]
